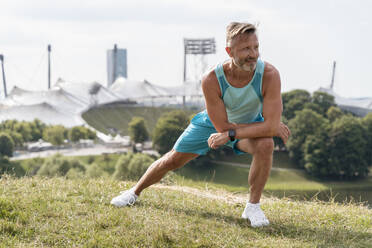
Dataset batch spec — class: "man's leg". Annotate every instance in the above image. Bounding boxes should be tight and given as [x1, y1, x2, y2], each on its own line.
[111, 150, 198, 207]
[235, 137, 273, 227]
[133, 150, 199, 195]
[236, 137, 274, 203]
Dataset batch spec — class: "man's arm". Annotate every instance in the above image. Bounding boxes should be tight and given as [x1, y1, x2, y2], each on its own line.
[208, 64, 290, 148]
[234, 64, 282, 138]
[201, 71, 237, 133]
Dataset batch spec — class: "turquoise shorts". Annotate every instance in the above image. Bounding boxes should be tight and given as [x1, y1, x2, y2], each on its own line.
[173, 111, 245, 155]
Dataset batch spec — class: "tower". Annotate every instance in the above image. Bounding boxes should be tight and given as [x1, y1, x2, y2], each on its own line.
[107, 44, 127, 87]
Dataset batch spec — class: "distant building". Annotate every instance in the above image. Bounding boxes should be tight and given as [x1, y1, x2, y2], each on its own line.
[318, 87, 372, 117]
[107, 45, 127, 87]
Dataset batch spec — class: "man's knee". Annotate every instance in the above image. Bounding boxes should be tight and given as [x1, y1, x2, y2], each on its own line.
[254, 138, 274, 156]
[161, 150, 197, 171]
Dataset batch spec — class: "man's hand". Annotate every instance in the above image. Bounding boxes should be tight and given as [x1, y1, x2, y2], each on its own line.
[208, 132, 229, 149]
[277, 122, 291, 144]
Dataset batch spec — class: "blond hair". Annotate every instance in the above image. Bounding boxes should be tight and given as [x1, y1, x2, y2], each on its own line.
[226, 22, 256, 47]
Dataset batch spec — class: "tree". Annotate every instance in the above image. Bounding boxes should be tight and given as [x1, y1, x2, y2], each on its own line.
[68, 126, 87, 143]
[326, 106, 344, 122]
[282, 89, 311, 120]
[14, 121, 32, 142]
[7, 131, 23, 148]
[128, 117, 149, 144]
[326, 116, 368, 179]
[152, 110, 189, 155]
[30, 119, 46, 141]
[310, 91, 336, 117]
[286, 109, 329, 167]
[43, 125, 66, 145]
[0, 132, 14, 157]
[362, 113, 372, 166]
[304, 126, 331, 177]
[86, 128, 97, 140]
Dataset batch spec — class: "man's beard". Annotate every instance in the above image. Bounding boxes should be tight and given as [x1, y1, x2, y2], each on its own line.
[233, 57, 257, 72]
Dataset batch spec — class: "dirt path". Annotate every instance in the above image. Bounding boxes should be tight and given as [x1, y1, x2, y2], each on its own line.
[153, 184, 278, 205]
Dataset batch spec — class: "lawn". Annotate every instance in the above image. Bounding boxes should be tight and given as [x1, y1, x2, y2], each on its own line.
[1, 176, 371, 247]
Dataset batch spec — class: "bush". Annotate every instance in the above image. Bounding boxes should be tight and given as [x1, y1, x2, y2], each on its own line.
[8, 131, 23, 148]
[43, 125, 66, 145]
[152, 110, 189, 155]
[37, 154, 86, 177]
[22, 157, 45, 176]
[113, 153, 154, 181]
[128, 117, 149, 144]
[86, 163, 109, 178]
[65, 168, 85, 179]
[0, 156, 25, 177]
[0, 133, 14, 157]
[113, 153, 134, 180]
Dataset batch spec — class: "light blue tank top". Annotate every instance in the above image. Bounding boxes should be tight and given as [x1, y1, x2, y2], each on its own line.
[191, 58, 264, 128]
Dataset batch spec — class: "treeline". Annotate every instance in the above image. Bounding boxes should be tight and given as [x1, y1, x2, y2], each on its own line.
[0, 119, 97, 157]
[283, 90, 372, 179]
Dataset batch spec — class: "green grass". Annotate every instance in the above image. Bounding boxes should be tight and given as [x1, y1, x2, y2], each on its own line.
[0, 175, 371, 247]
[81, 104, 196, 136]
[176, 162, 372, 204]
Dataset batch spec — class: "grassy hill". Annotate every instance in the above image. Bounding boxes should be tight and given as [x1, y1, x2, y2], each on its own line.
[1, 176, 371, 247]
[81, 103, 197, 136]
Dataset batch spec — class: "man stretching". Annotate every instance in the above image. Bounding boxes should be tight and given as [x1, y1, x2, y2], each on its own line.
[111, 22, 290, 228]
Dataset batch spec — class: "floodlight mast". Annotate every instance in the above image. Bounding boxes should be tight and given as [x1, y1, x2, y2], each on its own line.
[183, 38, 216, 82]
[330, 61, 336, 90]
[183, 38, 216, 106]
[48, 44, 51, 89]
[0, 54, 7, 98]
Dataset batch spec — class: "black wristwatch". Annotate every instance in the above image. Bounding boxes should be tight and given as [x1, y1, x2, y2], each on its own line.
[228, 129, 236, 141]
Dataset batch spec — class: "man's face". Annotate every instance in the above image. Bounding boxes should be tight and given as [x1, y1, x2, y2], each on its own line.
[227, 33, 259, 72]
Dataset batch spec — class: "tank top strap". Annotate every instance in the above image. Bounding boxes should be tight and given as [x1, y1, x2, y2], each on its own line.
[214, 63, 229, 98]
[251, 59, 265, 102]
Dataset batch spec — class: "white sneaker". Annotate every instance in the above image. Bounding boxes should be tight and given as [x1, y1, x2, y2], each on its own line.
[241, 202, 270, 227]
[110, 188, 138, 207]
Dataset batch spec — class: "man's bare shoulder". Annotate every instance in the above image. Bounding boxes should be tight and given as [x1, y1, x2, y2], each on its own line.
[263, 62, 280, 81]
[201, 67, 220, 95]
[262, 61, 281, 95]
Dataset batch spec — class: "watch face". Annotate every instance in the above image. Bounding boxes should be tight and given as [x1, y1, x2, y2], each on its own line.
[229, 129, 236, 141]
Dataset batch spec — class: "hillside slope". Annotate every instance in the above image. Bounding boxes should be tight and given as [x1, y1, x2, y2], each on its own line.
[81, 103, 197, 136]
[1, 176, 371, 247]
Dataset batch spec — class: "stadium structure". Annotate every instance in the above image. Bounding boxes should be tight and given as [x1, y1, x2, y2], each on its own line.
[317, 61, 372, 116]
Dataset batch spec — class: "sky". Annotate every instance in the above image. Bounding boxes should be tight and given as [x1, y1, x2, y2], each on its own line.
[0, 0, 371, 98]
